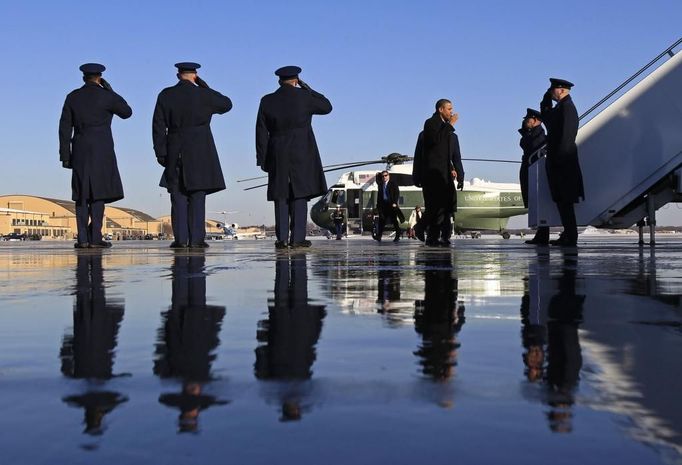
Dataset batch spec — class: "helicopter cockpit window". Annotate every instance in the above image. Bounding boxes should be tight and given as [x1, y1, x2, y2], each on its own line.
[331, 190, 345, 206]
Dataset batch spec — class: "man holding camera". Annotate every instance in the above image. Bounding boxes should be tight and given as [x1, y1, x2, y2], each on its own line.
[153, 62, 232, 249]
[59, 63, 132, 249]
[414, 99, 465, 246]
[540, 78, 584, 247]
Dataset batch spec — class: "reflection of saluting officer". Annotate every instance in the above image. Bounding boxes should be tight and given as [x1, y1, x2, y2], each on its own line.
[154, 254, 228, 433]
[59, 63, 132, 249]
[545, 260, 584, 433]
[256, 66, 332, 249]
[60, 253, 127, 435]
[153, 62, 232, 249]
[255, 254, 326, 421]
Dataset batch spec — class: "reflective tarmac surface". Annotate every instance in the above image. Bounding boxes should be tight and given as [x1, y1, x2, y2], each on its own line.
[1, 237, 681, 465]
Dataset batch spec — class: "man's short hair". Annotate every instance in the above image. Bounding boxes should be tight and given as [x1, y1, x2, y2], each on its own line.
[436, 99, 451, 111]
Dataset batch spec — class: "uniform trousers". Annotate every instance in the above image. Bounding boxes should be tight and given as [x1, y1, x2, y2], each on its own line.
[274, 197, 307, 243]
[556, 202, 578, 242]
[75, 197, 104, 244]
[171, 190, 206, 246]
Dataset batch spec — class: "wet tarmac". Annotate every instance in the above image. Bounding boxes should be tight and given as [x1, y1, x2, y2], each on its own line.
[1, 237, 681, 465]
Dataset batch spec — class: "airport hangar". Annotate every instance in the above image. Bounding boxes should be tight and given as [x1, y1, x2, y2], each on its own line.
[0, 195, 223, 240]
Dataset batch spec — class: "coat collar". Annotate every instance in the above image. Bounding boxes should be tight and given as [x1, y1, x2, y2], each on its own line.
[176, 79, 195, 87]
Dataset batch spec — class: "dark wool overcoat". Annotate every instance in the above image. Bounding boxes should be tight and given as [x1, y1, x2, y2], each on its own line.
[59, 82, 132, 202]
[519, 124, 547, 207]
[413, 114, 465, 213]
[153, 80, 232, 194]
[541, 94, 584, 204]
[256, 84, 332, 201]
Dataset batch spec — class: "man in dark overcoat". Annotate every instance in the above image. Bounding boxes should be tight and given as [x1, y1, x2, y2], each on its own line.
[519, 108, 550, 245]
[374, 170, 405, 242]
[256, 66, 332, 249]
[153, 62, 232, 249]
[540, 78, 584, 247]
[413, 99, 465, 246]
[59, 63, 132, 248]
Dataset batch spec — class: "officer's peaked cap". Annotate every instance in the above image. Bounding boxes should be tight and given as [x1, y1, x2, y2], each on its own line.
[275, 66, 302, 79]
[79, 63, 105, 75]
[549, 78, 574, 89]
[524, 108, 542, 120]
[175, 62, 201, 72]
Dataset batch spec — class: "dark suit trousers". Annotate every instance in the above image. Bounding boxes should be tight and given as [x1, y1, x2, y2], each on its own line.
[75, 198, 104, 244]
[171, 190, 206, 245]
[274, 198, 307, 243]
[377, 203, 402, 238]
[556, 202, 577, 241]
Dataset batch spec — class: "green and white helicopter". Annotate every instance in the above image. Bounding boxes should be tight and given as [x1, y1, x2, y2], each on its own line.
[241, 153, 527, 238]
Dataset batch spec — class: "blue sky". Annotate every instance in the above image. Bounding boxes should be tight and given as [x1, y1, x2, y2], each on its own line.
[0, 0, 680, 226]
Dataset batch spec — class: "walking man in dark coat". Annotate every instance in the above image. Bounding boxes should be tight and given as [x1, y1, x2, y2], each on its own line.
[256, 66, 332, 249]
[331, 206, 345, 240]
[59, 63, 132, 248]
[413, 99, 465, 246]
[541, 78, 584, 247]
[153, 62, 232, 249]
[374, 170, 405, 242]
[519, 108, 550, 245]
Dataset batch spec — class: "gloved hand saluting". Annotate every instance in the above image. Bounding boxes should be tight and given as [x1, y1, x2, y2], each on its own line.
[100, 78, 113, 91]
[195, 76, 210, 89]
[298, 78, 311, 91]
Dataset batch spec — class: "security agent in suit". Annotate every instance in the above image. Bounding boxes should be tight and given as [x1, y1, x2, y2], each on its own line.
[374, 170, 405, 242]
[540, 78, 584, 247]
[413, 99, 465, 246]
[153, 62, 232, 249]
[256, 66, 332, 249]
[59, 63, 132, 249]
[519, 108, 550, 245]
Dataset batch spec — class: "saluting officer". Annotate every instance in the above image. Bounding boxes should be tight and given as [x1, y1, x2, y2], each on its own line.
[59, 63, 132, 248]
[256, 66, 332, 249]
[153, 62, 232, 248]
[519, 108, 549, 245]
[540, 78, 584, 247]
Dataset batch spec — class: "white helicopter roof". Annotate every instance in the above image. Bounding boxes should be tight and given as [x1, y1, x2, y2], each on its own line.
[331, 164, 520, 192]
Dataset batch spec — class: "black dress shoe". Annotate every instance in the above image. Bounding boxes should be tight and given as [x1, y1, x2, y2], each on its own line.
[74, 242, 89, 249]
[438, 238, 451, 246]
[169, 241, 188, 249]
[190, 241, 210, 249]
[275, 241, 289, 249]
[393, 236, 400, 243]
[425, 239, 440, 247]
[550, 237, 577, 247]
[525, 239, 549, 245]
[290, 240, 312, 248]
[89, 241, 112, 248]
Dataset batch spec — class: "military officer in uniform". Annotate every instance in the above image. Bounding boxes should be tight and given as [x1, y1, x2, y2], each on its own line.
[256, 66, 332, 249]
[540, 78, 584, 247]
[519, 108, 550, 245]
[59, 63, 132, 248]
[413, 99, 465, 246]
[153, 62, 232, 248]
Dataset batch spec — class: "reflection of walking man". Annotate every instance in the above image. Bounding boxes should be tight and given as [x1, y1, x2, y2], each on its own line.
[519, 108, 549, 245]
[374, 171, 405, 242]
[153, 62, 232, 249]
[59, 63, 132, 249]
[414, 99, 465, 246]
[540, 78, 584, 247]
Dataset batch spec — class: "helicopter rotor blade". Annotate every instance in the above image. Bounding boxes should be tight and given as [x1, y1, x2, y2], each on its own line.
[462, 158, 520, 164]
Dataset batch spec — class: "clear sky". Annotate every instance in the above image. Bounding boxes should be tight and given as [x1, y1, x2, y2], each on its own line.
[0, 0, 680, 226]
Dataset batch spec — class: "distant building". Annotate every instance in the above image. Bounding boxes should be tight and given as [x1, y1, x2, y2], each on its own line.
[0, 195, 161, 240]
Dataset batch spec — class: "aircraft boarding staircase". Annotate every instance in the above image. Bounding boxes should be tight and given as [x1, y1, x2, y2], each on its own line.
[528, 38, 682, 244]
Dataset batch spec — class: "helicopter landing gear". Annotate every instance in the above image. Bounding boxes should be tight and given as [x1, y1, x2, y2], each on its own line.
[501, 231, 511, 240]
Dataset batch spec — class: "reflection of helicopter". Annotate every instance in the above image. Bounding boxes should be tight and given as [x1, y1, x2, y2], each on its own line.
[240, 153, 527, 238]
